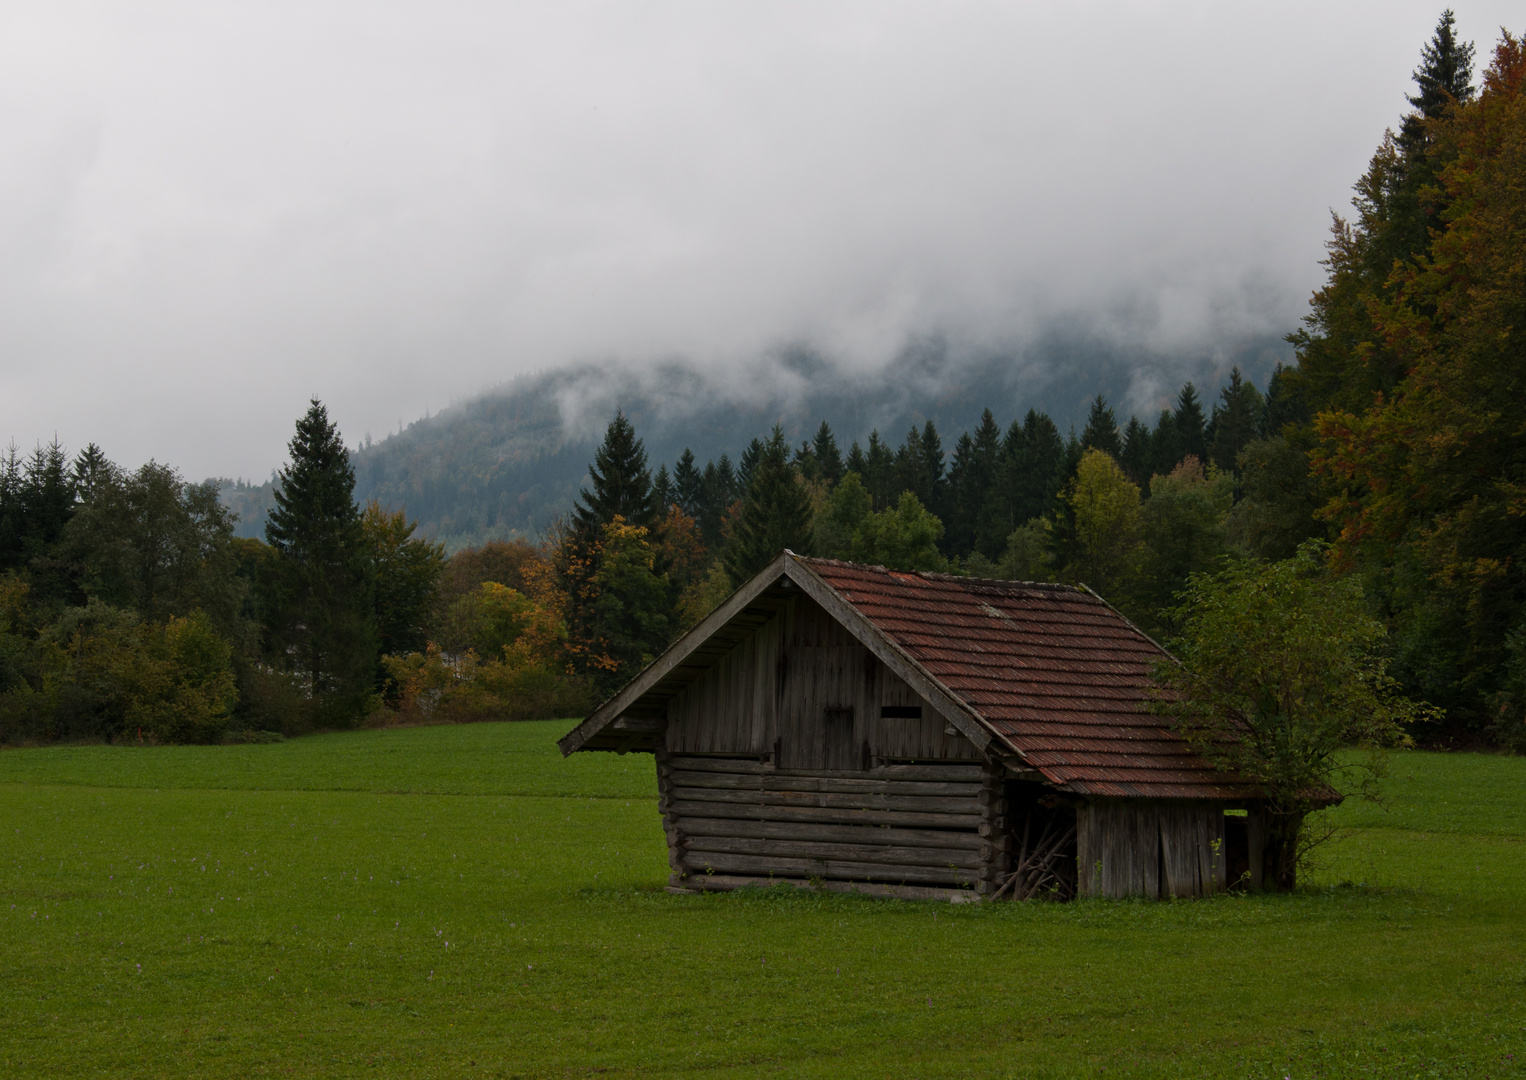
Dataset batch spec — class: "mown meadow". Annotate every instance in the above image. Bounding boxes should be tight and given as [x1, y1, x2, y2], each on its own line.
[1, 722, 1522, 1078]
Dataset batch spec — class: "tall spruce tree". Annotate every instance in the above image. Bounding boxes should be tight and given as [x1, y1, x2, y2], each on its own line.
[673, 449, 702, 516]
[651, 464, 674, 514]
[723, 426, 814, 583]
[894, 421, 946, 518]
[1080, 395, 1122, 458]
[1174, 384, 1208, 463]
[1149, 409, 1181, 476]
[862, 431, 897, 509]
[944, 410, 1001, 560]
[1209, 368, 1266, 473]
[845, 440, 868, 478]
[575, 412, 655, 532]
[1119, 416, 1153, 487]
[265, 400, 376, 724]
[812, 421, 844, 485]
[695, 455, 738, 550]
[1399, 10, 1477, 154]
[944, 432, 981, 559]
[737, 437, 764, 491]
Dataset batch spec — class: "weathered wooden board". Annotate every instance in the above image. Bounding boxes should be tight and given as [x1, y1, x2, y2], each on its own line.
[668, 756, 984, 782]
[683, 835, 983, 869]
[676, 816, 984, 851]
[668, 786, 980, 815]
[665, 799, 982, 830]
[679, 850, 979, 886]
[674, 873, 982, 903]
[666, 769, 983, 798]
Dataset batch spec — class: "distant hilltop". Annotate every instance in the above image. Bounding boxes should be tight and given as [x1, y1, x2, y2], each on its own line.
[214, 335, 1286, 552]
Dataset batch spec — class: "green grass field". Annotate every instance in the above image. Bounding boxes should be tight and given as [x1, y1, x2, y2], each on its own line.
[1, 723, 1522, 1079]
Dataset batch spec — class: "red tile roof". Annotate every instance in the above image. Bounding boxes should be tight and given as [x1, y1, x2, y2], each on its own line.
[799, 557, 1254, 801]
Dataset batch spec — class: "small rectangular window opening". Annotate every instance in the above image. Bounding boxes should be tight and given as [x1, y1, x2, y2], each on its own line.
[880, 705, 922, 719]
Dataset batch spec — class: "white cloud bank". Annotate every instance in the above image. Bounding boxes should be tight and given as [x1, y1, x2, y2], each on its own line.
[0, 1, 1515, 476]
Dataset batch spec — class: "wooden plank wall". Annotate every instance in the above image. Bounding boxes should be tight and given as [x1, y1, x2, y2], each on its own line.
[663, 594, 978, 765]
[1077, 799, 1229, 898]
[657, 751, 1008, 896]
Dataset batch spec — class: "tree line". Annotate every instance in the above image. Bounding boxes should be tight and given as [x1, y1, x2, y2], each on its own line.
[0, 401, 590, 744]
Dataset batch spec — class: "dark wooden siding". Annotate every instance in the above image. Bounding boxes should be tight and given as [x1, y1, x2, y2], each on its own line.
[1076, 799, 1229, 898]
[658, 752, 1007, 897]
[664, 594, 979, 765]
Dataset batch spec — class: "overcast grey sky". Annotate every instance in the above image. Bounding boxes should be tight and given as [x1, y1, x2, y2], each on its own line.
[0, 2, 1515, 478]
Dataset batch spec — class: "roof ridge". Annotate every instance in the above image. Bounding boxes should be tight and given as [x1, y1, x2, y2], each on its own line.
[797, 555, 1085, 595]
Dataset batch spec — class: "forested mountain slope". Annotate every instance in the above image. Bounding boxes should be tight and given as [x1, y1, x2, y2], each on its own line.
[216, 337, 1284, 550]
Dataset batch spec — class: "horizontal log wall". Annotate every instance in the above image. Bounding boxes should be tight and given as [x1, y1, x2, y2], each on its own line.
[659, 752, 989, 893]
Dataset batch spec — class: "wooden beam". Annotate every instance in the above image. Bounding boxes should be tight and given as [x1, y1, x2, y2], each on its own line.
[667, 769, 982, 799]
[680, 850, 979, 886]
[669, 785, 981, 815]
[678, 873, 982, 904]
[667, 756, 984, 783]
[685, 835, 983, 869]
[666, 799, 980, 830]
[674, 816, 984, 851]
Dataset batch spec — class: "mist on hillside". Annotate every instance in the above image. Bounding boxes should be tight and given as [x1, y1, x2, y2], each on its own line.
[219, 327, 1289, 549]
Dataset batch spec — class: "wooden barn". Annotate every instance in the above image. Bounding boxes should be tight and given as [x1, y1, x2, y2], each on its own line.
[559, 552, 1273, 901]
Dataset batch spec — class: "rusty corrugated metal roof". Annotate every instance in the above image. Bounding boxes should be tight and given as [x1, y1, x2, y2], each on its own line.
[800, 557, 1254, 801]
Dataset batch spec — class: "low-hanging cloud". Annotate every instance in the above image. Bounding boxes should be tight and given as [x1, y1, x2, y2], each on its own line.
[0, 1, 1513, 478]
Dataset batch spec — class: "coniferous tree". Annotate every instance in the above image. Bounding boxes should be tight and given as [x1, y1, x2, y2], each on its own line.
[21, 441, 75, 561]
[862, 431, 896, 509]
[845, 440, 868, 479]
[980, 420, 1026, 556]
[944, 432, 980, 559]
[894, 421, 945, 516]
[673, 449, 702, 516]
[1080, 395, 1122, 458]
[574, 412, 655, 533]
[1260, 363, 1308, 438]
[812, 421, 844, 485]
[696, 455, 737, 550]
[1174, 384, 1208, 463]
[1287, 17, 1478, 422]
[946, 410, 1001, 560]
[1016, 411, 1068, 528]
[1387, 11, 1478, 264]
[264, 400, 376, 724]
[1119, 416, 1153, 488]
[966, 409, 1004, 558]
[73, 443, 113, 502]
[1209, 368, 1266, 474]
[1402, 9, 1476, 144]
[1149, 409, 1181, 476]
[793, 441, 820, 483]
[0, 447, 22, 572]
[652, 464, 674, 513]
[737, 437, 764, 491]
[723, 426, 814, 583]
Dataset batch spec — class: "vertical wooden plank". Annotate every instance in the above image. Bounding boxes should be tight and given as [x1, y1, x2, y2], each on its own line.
[1075, 803, 1097, 897]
